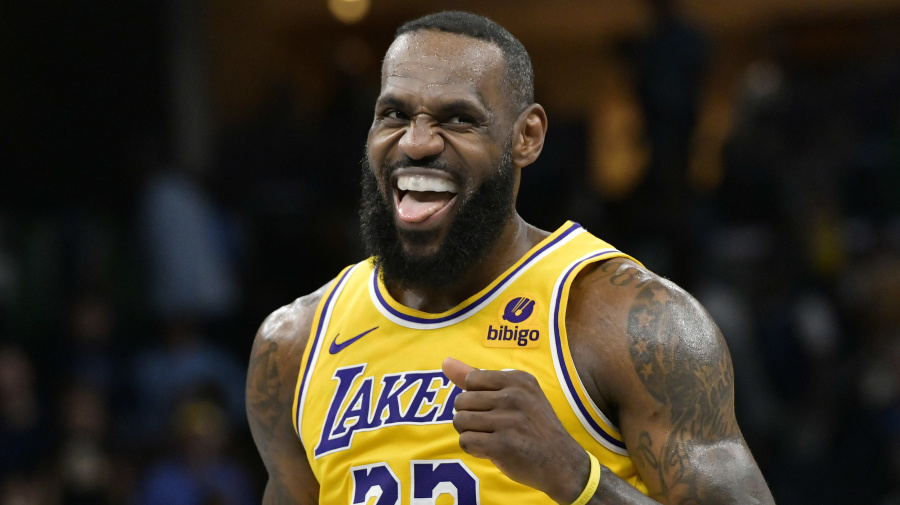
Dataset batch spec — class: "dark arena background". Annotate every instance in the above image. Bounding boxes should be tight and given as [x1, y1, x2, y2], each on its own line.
[2, 1, 900, 503]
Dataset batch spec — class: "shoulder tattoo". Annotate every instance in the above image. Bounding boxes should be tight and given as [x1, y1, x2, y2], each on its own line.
[626, 280, 738, 502]
[247, 338, 287, 453]
[247, 289, 325, 452]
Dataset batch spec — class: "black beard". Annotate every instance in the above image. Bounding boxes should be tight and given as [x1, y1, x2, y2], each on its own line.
[359, 148, 515, 291]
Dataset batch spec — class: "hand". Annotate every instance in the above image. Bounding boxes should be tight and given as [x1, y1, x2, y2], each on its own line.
[441, 357, 590, 504]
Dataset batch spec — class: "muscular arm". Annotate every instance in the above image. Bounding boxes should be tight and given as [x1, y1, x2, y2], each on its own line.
[568, 259, 775, 504]
[441, 256, 774, 504]
[446, 257, 774, 504]
[246, 285, 330, 505]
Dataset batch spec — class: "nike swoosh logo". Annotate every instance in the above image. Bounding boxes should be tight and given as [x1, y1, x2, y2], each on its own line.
[328, 326, 378, 354]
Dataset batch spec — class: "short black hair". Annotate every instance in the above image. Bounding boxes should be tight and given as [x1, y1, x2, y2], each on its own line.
[395, 11, 535, 114]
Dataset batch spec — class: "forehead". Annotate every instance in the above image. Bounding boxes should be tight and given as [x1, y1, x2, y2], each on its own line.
[380, 31, 505, 105]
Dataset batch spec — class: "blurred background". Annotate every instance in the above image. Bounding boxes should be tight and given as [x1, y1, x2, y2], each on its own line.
[2, 0, 900, 503]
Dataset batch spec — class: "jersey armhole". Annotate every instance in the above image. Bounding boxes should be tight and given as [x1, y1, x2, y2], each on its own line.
[292, 263, 362, 442]
[549, 249, 639, 456]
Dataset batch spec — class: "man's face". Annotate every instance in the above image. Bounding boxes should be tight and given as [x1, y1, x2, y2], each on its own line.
[361, 30, 518, 289]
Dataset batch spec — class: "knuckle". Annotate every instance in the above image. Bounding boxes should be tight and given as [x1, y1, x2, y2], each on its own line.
[452, 391, 469, 410]
[510, 372, 543, 398]
[466, 369, 487, 388]
[452, 410, 470, 427]
[458, 432, 479, 454]
[503, 387, 530, 408]
[454, 410, 477, 429]
[498, 390, 518, 408]
[519, 370, 540, 388]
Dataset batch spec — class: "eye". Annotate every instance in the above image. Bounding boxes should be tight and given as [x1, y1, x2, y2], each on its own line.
[384, 109, 409, 120]
[446, 115, 475, 125]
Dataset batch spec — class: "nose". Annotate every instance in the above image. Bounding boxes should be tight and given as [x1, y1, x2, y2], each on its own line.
[398, 116, 444, 160]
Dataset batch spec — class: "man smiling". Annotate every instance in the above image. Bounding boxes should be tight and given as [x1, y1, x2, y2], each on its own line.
[246, 11, 775, 505]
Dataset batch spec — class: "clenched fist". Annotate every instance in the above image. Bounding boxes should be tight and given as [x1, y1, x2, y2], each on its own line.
[441, 357, 591, 504]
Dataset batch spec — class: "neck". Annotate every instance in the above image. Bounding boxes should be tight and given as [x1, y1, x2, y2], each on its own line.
[387, 214, 549, 313]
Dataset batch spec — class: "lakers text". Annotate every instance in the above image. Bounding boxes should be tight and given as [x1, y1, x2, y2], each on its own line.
[314, 364, 461, 457]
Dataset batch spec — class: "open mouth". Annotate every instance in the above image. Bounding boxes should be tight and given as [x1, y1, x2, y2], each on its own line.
[394, 174, 459, 223]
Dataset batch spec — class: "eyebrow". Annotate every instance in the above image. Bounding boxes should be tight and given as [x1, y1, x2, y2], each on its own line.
[374, 94, 407, 110]
[375, 94, 493, 120]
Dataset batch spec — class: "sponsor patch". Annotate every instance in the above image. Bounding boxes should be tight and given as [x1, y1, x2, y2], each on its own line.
[487, 296, 541, 348]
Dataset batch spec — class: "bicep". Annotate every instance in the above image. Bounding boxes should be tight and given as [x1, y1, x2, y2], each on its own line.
[616, 279, 773, 504]
[246, 316, 320, 504]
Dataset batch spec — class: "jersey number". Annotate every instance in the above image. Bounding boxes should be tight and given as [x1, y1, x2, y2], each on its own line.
[351, 460, 479, 505]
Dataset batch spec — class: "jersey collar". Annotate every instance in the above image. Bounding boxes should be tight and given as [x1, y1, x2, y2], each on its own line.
[369, 221, 584, 329]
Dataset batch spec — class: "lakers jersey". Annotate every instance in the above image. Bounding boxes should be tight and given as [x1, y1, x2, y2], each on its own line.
[293, 221, 649, 504]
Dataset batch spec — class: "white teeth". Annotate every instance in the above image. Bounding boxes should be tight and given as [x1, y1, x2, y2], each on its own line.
[397, 175, 458, 193]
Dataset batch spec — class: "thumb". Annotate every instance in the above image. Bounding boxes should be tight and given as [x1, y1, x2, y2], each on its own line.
[442, 357, 477, 390]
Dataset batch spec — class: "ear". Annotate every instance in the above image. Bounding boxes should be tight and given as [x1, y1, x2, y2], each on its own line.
[511, 104, 548, 169]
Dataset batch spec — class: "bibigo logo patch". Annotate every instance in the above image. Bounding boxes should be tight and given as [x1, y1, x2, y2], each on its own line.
[484, 297, 541, 349]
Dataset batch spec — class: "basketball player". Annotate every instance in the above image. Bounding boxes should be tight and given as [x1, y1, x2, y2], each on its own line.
[246, 11, 776, 505]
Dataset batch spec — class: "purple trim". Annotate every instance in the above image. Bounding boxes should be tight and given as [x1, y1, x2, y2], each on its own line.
[295, 266, 356, 433]
[372, 222, 583, 325]
[553, 251, 628, 451]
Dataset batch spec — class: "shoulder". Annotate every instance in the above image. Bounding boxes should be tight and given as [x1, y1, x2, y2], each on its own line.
[250, 280, 334, 373]
[568, 257, 722, 348]
[566, 257, 730, 412]
[245, 278, 336, 453]
[247, 278, 336, 417]
[246, 282, 335, 503]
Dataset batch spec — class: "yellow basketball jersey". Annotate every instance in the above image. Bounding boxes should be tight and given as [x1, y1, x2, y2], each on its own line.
[293, 221, 649, 504]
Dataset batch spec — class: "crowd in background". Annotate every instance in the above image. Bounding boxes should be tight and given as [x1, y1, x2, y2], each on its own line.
[2, 4, 900, 505]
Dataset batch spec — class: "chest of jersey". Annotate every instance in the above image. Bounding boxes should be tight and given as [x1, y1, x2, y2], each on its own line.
[293, 222, 647, 504]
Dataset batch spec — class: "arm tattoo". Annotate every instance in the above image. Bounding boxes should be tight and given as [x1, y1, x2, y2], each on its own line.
[626, 281, 737, 503]
[247, 339, 286, 453]
[588, 260, 653, 288]
[248, 292, 328, 505]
